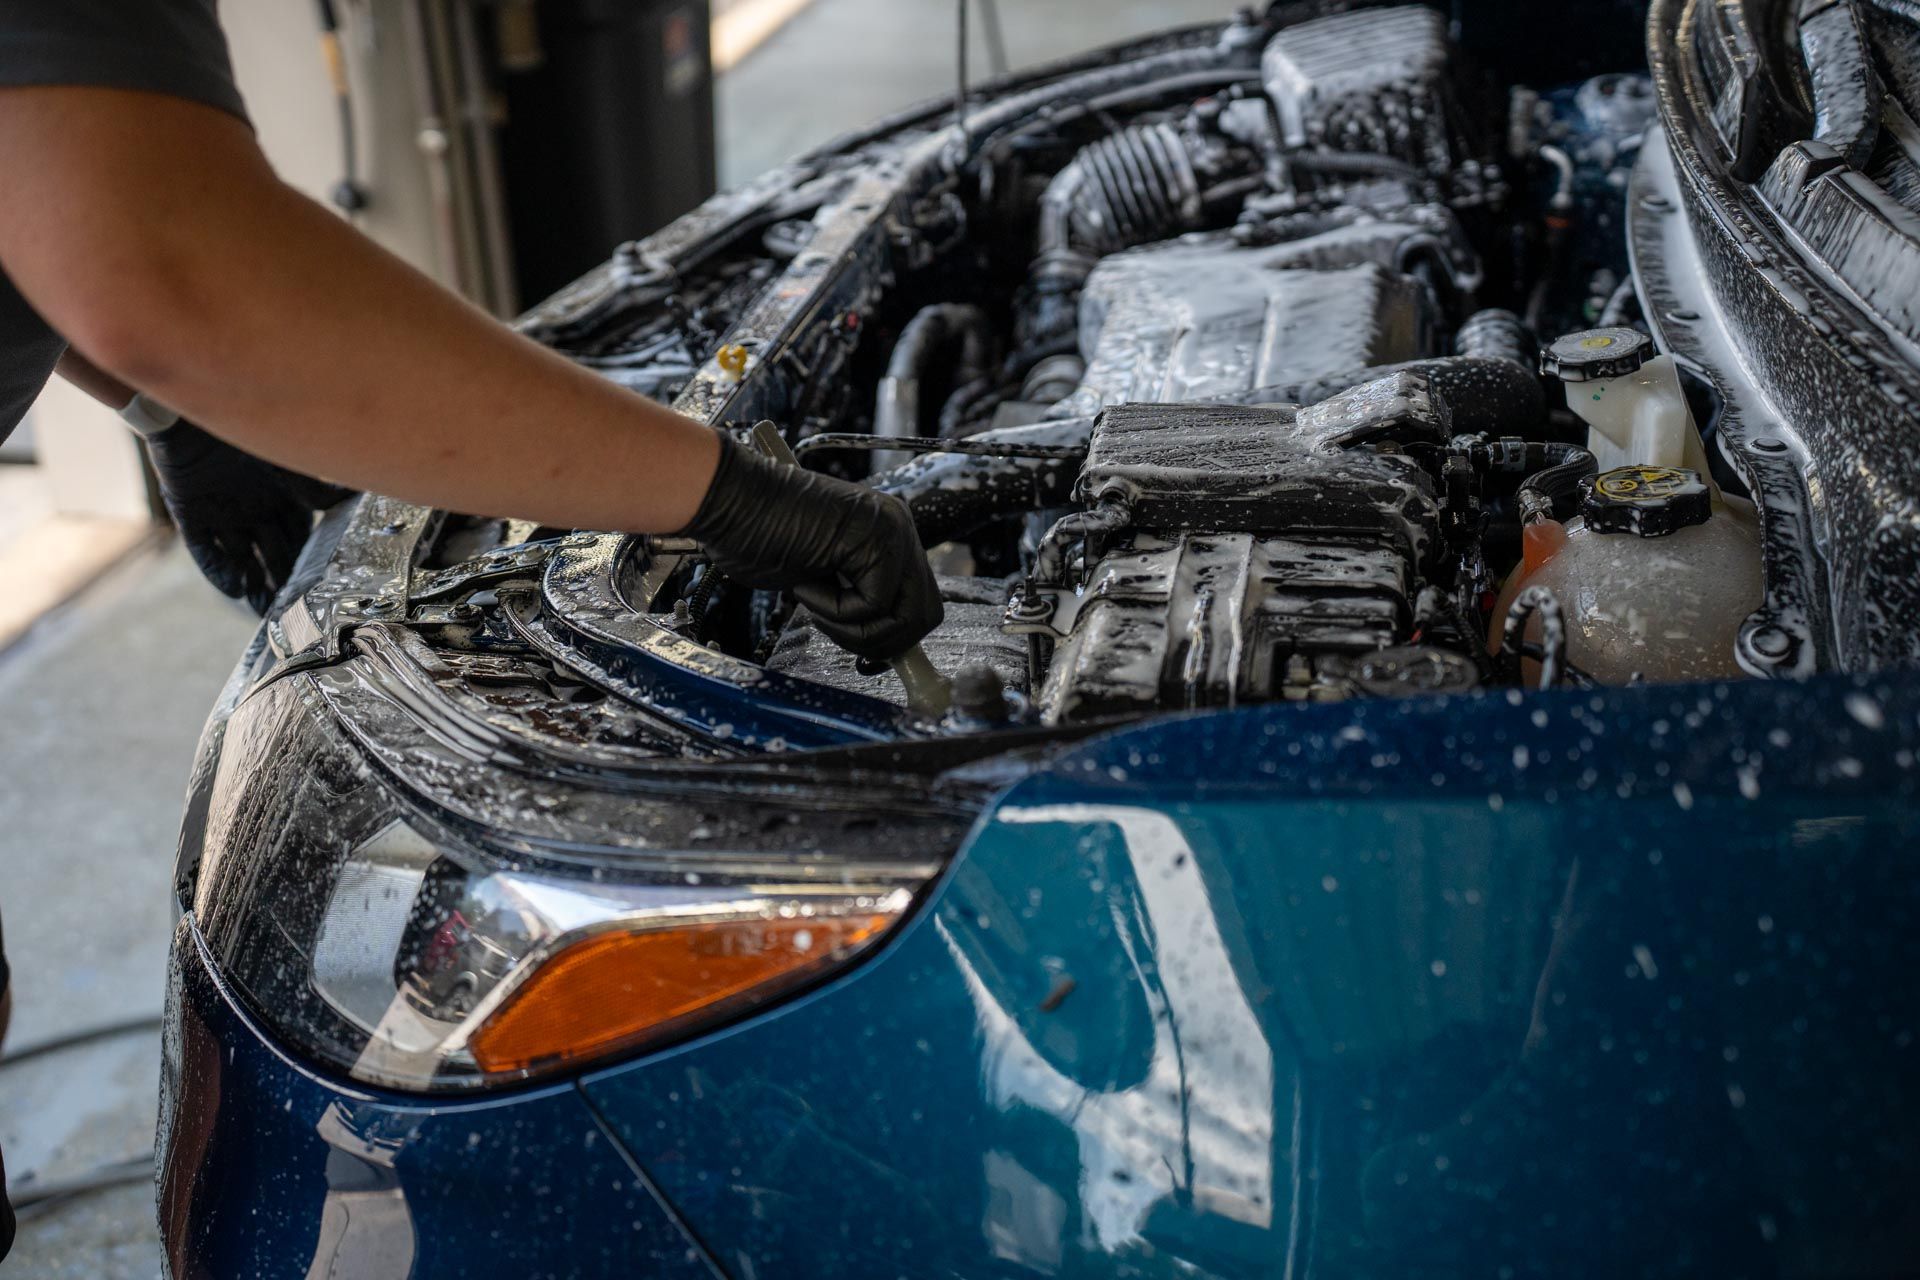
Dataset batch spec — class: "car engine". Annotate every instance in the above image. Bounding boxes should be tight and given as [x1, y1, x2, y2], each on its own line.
[328, 0, 1913, 752]
[742, 3, 1617, 727]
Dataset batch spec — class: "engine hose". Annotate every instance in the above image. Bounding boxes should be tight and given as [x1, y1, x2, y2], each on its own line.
[1224, 311, 1546, 436]
[872, 417, 1094, 548]
[1283, 149, 1424, 183]
[1455, 308, 1535, 367]
[1501, 585, 1568, 691]
[1599, 278, 1641, 327]
[939, 376, 1009, 437]
[1461, 435, 1598, 525]
[1428, 357, 1547, 434]
[1033, 502, 1132, 585]
[1042, 122, 1202, 262]
[992, 69, 1266, 155]
[873, 304, 995, 466]
[1024, 121, 1245, 346]
[893, 305, 993, 381]
[680, 562, 724, 640]
[1018, 353, 1086, 407]
[1523, 149, 1578, 331]
[1512, 445, 1598, 526]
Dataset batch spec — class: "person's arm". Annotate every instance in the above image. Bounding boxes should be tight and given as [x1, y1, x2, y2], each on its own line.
[58, 347, 351, 612]
[0, 86, 719, 533]
[0, 86, 941, 654]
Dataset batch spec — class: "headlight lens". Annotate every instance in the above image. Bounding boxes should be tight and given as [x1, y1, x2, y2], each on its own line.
[190, 667, 944, 1093]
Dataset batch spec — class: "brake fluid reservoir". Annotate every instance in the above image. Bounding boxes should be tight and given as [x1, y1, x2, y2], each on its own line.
[1495, 466, 1763, 685]
[1544, 327, 1714, 478]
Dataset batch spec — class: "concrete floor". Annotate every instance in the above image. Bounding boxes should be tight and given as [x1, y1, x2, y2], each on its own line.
[0, 1, 1237, 1272]
[0, 548, 256, 1278]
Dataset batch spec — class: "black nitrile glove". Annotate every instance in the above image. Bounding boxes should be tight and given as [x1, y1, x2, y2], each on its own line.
[145, 422, 351, 615]
[684, 436, 944, 660]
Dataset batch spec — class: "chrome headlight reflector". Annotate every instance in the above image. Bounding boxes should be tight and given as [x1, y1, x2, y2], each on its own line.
[189, 663, 955, 1093]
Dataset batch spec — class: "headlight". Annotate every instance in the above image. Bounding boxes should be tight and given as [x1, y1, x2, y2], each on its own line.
[190, 660, 955, 1093]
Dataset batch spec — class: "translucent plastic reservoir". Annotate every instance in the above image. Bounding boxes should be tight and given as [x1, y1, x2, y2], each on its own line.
[1497, 506, 1764, 685]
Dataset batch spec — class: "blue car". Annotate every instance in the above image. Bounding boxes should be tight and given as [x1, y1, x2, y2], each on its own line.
[160, 2, 1920, 1276]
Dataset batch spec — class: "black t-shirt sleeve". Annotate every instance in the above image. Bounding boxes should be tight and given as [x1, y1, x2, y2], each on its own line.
[0, 0, 248, 123]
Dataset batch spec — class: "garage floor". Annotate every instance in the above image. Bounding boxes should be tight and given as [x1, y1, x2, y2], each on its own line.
[0, 1, 1232, 1273]
[0, 549, 256, 1278]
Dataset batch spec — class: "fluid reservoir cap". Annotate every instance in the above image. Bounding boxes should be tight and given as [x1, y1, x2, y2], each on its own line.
[1542, 327, 1653, 383]
[1582, 465, 1712, 537]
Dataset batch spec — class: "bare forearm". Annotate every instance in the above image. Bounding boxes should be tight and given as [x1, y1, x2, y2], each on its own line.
[0, 89, 720, 533]
[115, 179, 719, 531]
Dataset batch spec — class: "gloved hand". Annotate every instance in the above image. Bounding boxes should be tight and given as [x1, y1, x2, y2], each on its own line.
[684, 435, 944, 660]
[144, 421, 350, 615]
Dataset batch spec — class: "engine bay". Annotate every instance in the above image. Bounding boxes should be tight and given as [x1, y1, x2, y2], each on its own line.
[288, 1, 1920, 755]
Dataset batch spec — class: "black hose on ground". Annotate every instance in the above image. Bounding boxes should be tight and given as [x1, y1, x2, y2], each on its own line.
[11, 1154, 154, 1220]
[2, 1015, 167, 1224]
[0, 1014, 162, 1068]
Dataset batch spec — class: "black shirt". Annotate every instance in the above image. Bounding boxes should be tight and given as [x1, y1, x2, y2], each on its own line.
[0, 0, 250, 441]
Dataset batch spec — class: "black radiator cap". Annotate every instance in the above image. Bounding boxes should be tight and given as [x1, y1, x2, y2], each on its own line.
[1582, 465, 1712, 538]
[1542, 327, 1652, 383]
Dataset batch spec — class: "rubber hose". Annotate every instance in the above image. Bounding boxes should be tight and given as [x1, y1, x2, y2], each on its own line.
[1024, 121, 1240, 347]
[874, 304, 995, 465]
[1224, 311, 1546, 437]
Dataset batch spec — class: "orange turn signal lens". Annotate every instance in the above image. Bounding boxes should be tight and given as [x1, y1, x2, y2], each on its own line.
[467, 908, 899, 1075]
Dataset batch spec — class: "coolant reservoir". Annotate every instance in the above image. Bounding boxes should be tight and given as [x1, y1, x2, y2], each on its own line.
[1544, 327, 1714, 478]
[1494, 466, 1763, 685]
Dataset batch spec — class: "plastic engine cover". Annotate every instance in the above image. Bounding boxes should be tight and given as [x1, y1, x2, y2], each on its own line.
[1030, 403, 1442, 722]
[1059, 246, 1432, 418]
[1038, 531, 1421, 721]
[1077, 403, 1441, 565]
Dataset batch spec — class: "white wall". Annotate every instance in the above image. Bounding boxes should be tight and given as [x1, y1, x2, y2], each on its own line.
[221, 0, 452, 283]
